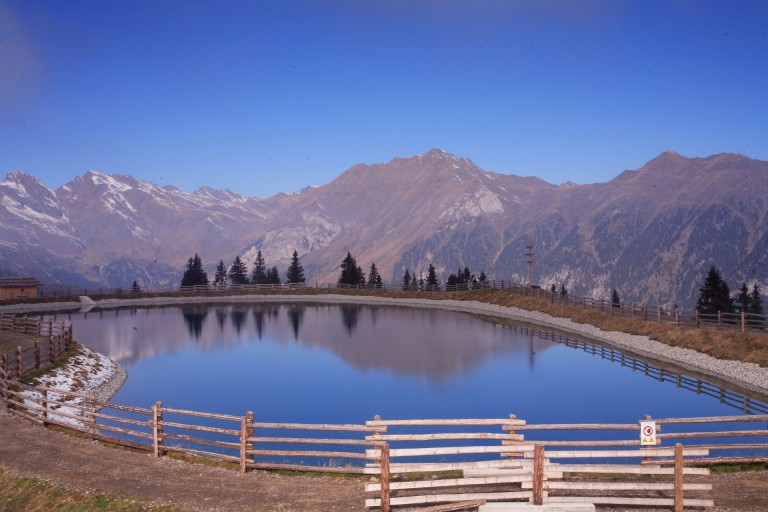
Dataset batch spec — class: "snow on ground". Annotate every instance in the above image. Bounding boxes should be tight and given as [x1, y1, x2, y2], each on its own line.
[20, 345, 120, 428]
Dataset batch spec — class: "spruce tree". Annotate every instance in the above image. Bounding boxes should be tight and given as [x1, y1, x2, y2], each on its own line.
[251, 250, 267, 284]
[751, 283, 764, 316]
[229, 256, 249, 285]
[478, 271, 487, 285]
[736, 283, 752, 313]
[213, 259, 228, 286]
[339, 252, 363, 286]
[368, 262, 382, 288]
[402, 269, 411, 289]
[560, 284, 567, 297]
[611, 288, 621, 307]
[131, 280, 140, 293]
[426, 264, 439, 290]
[696, 266, 734, 315]
[286, 250, 306, 284]
[266, 266, 281, 284]
[181, 254, 209, 287]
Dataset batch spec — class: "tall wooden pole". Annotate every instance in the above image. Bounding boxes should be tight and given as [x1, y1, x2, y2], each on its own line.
[526, 243, 534, 286]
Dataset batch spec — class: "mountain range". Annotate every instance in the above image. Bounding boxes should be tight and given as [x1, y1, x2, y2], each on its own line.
[1, 149, 766, 308]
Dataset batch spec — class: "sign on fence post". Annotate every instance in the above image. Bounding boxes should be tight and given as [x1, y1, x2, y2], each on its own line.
[640, 421, 657, 446]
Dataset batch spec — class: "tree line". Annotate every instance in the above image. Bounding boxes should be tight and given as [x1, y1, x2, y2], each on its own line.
[180, 250, 305, 287]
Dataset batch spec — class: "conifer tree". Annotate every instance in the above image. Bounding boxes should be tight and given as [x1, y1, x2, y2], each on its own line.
[478, 271, 487, 285]
[736, 283, 752, 313]
[402, 269, 411, 289]
[131, 280, 140, 293]
[426, 264, 439, 290]
[611, 288, 621, 307]
[286, 250, 306, 284]
[213, 259, 228, 286]
[339, 252, 364, 286]
[560, 284, 567, 297]
[751, 283, 764, 316]
[266, 266, 281, 284]
[368, 262, 382, 288]
[181, 254, 209, 287]
[696, 266, 734, 315]
[229, 256, 249, 285]
[251, 250, 267, 284]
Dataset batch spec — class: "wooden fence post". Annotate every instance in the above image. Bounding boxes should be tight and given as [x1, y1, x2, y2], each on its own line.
[674, 443, 684, 512]
[675, 309, 680, 327]
[41, 388, 48, 424]
[88, 392, 97, 437]
[17, 346, 23, 379]
[717, 311, 722, 330]
[240, 411, 254, 473]
[380, 443, 391, 512]
[658, 306, 663, 324]
[533, 444, 544, 505]
[695, 310, 700, 328]
[34, 340, 41, 370]
[741, 311, 746, 333]
[152, 401, 164, 457]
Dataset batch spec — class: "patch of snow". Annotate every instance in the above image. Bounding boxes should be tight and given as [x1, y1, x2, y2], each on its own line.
[19, 345, 122, 428]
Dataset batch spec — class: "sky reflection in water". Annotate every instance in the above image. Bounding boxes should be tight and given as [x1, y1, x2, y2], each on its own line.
[60, 303, 764, 425]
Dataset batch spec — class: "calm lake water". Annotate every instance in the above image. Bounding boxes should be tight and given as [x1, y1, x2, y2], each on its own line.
[52, 302, 767, 426]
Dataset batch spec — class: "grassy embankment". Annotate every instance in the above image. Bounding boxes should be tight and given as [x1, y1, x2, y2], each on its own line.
[0, 466, 180, 512]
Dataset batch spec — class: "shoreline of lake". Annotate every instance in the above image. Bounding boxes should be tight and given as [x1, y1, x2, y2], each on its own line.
[4, 293, 767, 398]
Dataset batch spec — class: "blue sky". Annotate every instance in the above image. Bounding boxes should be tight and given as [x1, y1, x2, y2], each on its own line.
[1, 0, 767, 198]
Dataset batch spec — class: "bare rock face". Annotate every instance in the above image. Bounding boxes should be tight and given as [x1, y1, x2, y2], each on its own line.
[1, 149, 767, 307]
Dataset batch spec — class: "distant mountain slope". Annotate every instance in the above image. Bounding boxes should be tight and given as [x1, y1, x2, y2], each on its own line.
[1, 149, 766, 307]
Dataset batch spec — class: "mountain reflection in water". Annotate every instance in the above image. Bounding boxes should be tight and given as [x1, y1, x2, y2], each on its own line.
[58, 304, 553, 380]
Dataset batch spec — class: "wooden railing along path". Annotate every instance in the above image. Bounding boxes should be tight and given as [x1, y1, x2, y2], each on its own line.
[0, 314, 73, 379]
[2, 376, 767, 511]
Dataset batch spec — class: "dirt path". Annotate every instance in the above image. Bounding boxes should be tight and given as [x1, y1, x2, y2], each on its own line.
[1, 411, 767, 511]
[0, 412, 365, 511]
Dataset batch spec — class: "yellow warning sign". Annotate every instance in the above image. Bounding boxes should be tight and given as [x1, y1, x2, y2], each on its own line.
[640, 421, 656, 446]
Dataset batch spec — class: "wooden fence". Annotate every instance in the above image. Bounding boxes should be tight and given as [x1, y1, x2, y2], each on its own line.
[0, 314, 74, 379]
[2, 377, 766, 511]
[508, 324, 768, 415]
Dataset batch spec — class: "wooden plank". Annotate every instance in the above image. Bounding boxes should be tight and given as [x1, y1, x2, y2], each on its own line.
[247, 462, 365, 474]
[511, 423, 636, 431]
[248, 449, 368, 459]
[538, 448, 709, 458]
[161, 420, 240, 436]
[251, 421, 378, 432]
[367, 444, 535, 458]
[161, 407, 241, 421]
[368, 433, 523, 442]
[413, 500, 487, 512]
[94, 411, 151, 428]
[101, 402, 153, 415]
[162, 445, 240, 463]
[655, 414, 768, 424]
[363, 460, 531, 475]
[250, 436, 376, 446]
[164, 432, 240, 449]
[554, 464, 709, 475]
[659, 429, 768, 439]
[366, 491, 531, 508]
[545, 481, 712, 491]
[366, 419, 525, 427]
[365, 475, 533, 492]
[650, 456, 768, 465]
[545, 496, 715, 507]
[463, 468, 533, 477]
[97, 422, 154, 440]
[674, 443, 684, 512]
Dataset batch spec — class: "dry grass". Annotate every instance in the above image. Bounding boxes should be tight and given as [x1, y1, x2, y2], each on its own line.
[0, 465, 181, 512]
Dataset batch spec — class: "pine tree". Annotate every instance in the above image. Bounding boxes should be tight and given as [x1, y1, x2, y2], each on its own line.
[736, 283, 752, 313]
[611, 288, 621, 307]
[229, 256, 249, 285]
[368, 262, 382, 288]
[213, 260, 228, 287]
[426, 264, 439, 290]
[478, 271, 487, 285]
[131, 280, 140, 293]
[338, 252, 360, 286]
[751, 283, 764, 316]
[696, 266, 734, 315]
[266, 266, 281, 284]
[551, 284, 557, 294]
[402, 269, 411, 289]
[560, 284, 567, 297]
[251, 250, 267, 284]
[357, 266, 366, 286]
[286, 250, 306, 284]
[180, 254, 209, 287]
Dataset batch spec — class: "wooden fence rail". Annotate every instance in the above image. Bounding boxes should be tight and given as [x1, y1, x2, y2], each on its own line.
[1, 374, 767, 510]
[0, 315, 73, 380]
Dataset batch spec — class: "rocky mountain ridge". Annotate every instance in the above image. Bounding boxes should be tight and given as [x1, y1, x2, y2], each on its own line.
[1, 149, 766, 308]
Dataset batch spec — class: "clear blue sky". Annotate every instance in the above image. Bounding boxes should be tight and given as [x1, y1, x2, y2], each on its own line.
[2, 0, 767, 197]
